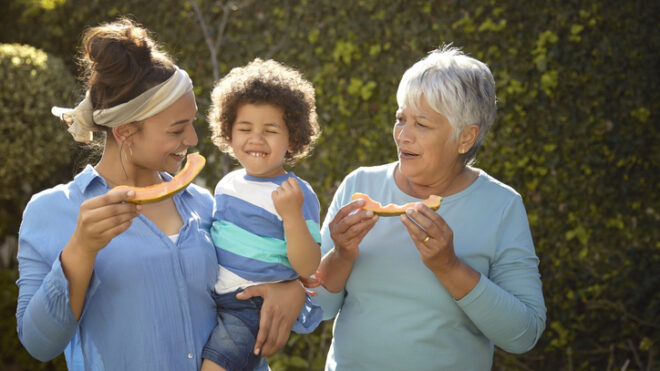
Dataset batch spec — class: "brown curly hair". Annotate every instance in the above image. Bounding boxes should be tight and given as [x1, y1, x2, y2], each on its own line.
[208, 58, 320, 165]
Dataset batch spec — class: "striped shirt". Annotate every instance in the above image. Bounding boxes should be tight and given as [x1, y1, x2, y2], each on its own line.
[211, 169, 321, 293]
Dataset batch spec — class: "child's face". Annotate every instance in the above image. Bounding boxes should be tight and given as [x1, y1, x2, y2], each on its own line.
[230, 103, 291, 178]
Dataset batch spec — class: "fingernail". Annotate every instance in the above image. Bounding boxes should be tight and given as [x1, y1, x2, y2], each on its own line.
[254, 348, 260, 355]
[136, 205, 142, 211]
[127, 190, 135, 197]
[406, 208, 414, 215]
[365, 210, 373, 217]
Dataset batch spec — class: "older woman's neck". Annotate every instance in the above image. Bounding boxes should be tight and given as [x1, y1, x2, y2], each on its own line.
[396, 164, 479, 199]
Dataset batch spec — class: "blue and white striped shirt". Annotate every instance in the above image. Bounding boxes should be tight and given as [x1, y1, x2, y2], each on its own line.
[211, 169, 321, 291]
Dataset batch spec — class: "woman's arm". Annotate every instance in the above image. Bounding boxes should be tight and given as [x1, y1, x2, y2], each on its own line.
[400, 199, 546, 353]
[16, 190, 140, 360]
[235, 279, 306, 357]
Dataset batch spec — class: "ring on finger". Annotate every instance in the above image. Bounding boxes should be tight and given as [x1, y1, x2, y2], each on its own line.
[422, 236, 430, 244]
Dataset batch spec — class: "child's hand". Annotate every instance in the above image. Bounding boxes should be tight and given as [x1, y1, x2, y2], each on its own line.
[272, 178, 304, 220]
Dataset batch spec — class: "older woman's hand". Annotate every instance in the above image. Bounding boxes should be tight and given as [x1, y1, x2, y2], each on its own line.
[399, 204, 458, 273]
[315, 199, 379, 293]
[329, 199, 379, 260]
[399, 204, 480, 300]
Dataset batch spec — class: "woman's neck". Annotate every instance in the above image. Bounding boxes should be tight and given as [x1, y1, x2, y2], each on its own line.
[394, 163, 479, 199]
[94, 144, 162, 188]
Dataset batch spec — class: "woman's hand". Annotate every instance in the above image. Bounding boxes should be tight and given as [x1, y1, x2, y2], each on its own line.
[62, 190, 141, 319]
[328, 199, 378, 261]
[315, 199, 378, 292]
[236, 280, 306, 357]
[399, 204, 458, 273]
[69, 190, 142, 255]
[399, 204, 480, 300]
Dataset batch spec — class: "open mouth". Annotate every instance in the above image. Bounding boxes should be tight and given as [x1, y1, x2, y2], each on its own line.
[246, 151, 268, 158]
[173, 150, 187, 157]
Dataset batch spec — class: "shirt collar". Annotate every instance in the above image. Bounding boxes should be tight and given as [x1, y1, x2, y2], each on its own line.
[73, 164, 194, 199]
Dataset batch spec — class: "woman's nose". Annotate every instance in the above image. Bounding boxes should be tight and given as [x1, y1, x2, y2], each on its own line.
[184, 124, 198, 146]
[395, 124, 412, 143]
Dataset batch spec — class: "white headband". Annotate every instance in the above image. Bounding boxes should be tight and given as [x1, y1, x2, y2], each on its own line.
[52, 65, 193, 143]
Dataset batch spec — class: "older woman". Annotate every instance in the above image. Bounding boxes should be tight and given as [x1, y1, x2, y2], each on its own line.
[312, 46, 546, 370]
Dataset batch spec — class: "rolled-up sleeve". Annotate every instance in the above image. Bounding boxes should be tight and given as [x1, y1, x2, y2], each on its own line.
[16, 197, 100, 361]
[457, 196, 546, 353]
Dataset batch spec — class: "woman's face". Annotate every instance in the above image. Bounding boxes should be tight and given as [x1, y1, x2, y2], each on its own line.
[131, 91, 198, 174]
[393, 96, 462, 186]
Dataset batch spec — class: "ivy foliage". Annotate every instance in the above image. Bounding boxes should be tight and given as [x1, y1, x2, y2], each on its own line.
[0, 1, 658, 370]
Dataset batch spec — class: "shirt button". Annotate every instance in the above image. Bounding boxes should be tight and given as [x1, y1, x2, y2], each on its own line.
[187, 353, 193, 359]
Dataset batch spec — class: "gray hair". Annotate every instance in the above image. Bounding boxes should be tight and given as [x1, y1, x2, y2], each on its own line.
[396, 45, 497, 165]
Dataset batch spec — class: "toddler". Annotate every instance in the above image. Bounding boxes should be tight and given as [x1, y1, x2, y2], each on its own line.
[202, 58, 322, 371]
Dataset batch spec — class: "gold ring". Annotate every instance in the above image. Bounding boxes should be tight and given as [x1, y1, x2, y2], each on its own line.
[423, 236, 430, 244]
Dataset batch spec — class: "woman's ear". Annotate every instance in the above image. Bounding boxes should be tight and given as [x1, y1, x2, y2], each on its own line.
[458, 125, 479, 154]
[112, 124, 138, 144]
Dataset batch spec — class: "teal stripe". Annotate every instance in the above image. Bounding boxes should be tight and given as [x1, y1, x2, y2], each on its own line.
[211, 221, 292, 268]
[306, 220, 321, 244]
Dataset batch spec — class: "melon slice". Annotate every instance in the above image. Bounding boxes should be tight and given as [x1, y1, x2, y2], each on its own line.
[351, 192, 442, 216]
[110, 153, 206, 204]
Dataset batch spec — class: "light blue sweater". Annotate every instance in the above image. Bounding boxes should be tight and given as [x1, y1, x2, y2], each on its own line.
[313, 162, 546, 370]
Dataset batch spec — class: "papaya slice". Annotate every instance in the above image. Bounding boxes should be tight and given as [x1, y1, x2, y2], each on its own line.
[110, 153, 206, 204]
[351, 192, 442, 216]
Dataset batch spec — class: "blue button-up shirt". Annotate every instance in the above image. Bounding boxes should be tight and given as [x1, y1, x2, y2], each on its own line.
[16, 165, 220, 370]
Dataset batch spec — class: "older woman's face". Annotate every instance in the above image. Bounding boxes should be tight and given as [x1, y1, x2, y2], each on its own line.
[393, 96, 461, 186]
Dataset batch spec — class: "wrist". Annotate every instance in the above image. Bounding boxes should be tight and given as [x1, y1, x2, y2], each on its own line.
[280, 209, 304, 224]
[333, 244, 358, 262]
[433, 255, 461, 277]
[432, 258, 480, 300]
[64, 235, 99, 262]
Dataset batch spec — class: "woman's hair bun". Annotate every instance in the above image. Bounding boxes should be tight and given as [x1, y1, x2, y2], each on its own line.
[80, 17, 174, 109]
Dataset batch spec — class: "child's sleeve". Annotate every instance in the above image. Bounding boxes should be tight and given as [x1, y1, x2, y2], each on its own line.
[299, 177, 322, 244]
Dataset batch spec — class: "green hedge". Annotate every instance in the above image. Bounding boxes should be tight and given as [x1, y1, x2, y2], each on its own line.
[0, 44, 78, 239]
[0, 1, 657, 370]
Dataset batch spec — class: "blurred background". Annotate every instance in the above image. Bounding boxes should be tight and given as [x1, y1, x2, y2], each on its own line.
[0, 0, 658, 370]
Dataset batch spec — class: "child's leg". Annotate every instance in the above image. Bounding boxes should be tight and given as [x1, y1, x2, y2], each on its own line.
[202, 291, 264, 371]
[201, 359, 227, 371]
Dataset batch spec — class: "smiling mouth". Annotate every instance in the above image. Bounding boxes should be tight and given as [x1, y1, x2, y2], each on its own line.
[247, 151, 268, 157]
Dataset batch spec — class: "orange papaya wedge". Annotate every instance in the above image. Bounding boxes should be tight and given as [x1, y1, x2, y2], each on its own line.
[110, 153, 206, 204]
[351, 192, 442, 216]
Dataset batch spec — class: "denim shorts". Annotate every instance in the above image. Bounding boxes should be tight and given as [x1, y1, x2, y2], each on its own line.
[202, 289, 264, 371]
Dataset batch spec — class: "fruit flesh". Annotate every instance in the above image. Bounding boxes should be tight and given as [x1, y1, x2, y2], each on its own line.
[351, 192, 442, 216]
[110, 153, 206, 204]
